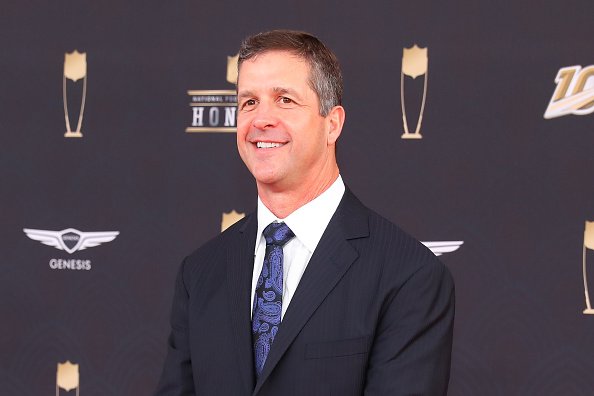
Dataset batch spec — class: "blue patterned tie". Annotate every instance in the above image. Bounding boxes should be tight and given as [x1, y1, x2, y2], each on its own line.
[252, 222, 295, 377]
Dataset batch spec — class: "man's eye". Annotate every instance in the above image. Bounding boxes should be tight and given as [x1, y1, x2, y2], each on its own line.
[279, 97, 293, 104]
[242, 99, 256, 109]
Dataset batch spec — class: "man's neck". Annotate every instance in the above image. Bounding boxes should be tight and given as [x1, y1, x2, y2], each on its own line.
[257, 169, 340, 219]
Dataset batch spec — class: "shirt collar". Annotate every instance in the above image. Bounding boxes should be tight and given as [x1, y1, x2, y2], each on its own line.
[255, 175, 346, 255]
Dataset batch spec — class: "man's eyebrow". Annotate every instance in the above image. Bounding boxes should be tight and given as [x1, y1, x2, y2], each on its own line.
[237, 90, 255, 100]
[237, 87, 303, 101]
[272, 86, 302, 99]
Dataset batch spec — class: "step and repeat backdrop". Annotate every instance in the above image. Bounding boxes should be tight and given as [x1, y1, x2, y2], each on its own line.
[2, 1, 593, 395]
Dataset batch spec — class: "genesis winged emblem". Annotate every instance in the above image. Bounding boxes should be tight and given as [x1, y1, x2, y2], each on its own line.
[23, 228, 119, 254]
[422, 241, 464, 256]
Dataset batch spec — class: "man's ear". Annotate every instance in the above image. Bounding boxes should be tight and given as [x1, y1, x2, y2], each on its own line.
[326, 105, 345, 145]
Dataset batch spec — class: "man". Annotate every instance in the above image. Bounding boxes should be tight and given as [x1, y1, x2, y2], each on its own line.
[155, 30, 454, 395]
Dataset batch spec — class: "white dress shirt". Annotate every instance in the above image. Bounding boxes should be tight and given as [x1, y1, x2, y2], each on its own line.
[251, 175, 346, 319]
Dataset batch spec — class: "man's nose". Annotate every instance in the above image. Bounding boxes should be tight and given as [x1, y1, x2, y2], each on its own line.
[252, 101, 279, 130]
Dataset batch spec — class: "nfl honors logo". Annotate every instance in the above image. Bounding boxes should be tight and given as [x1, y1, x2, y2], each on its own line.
[186, 54, 238, 133]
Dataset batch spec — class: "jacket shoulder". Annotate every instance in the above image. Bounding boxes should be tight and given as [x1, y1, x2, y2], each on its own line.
[180, 212, 254, 286]
[342, 190, 447, 279]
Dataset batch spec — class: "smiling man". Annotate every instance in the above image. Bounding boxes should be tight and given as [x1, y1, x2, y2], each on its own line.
[236, 49, 343, 218]
[155, 30, 454, 395]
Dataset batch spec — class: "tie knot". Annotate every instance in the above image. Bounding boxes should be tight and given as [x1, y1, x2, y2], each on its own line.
[263, 222, 295, 247]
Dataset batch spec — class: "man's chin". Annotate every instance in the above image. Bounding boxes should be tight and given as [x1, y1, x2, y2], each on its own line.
[254, 174, 294, 194]
[255, 176, 282, 188]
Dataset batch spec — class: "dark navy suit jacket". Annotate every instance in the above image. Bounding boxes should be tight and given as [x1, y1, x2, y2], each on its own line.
[155, 189, 455, 395]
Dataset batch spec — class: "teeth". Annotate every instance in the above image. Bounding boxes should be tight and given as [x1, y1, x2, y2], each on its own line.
[257, 142, 282, 148]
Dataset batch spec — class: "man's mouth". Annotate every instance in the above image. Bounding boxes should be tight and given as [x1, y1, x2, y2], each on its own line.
[256, 142, 284, 148]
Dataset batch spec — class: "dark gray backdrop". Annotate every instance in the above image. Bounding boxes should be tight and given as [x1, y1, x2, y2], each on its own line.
[2, 1, 594, 394]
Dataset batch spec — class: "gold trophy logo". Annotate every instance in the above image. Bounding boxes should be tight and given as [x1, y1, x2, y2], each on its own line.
[401, 45, 428, 139]
[221, 210, 245, 232]
[226, 53, 239, 84]
[63, 51, 87, 138]
[582, 221, 594, 314]
[56, 360, 79, 395]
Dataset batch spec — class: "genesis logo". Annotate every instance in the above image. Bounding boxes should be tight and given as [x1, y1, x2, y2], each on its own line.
[23, 228, 119, 271]
[23, 228, 119, 253]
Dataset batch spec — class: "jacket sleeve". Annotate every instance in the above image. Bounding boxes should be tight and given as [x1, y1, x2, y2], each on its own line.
[154, 257, 196, 396]
[364, 256, 455, 395]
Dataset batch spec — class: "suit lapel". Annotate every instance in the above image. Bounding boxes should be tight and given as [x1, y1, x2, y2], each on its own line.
[253, 190, 369, 395]
[227, 214, 257, 393]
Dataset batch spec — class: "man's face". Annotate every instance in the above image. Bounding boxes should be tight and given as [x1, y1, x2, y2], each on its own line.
[236, 51, 335, 193]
